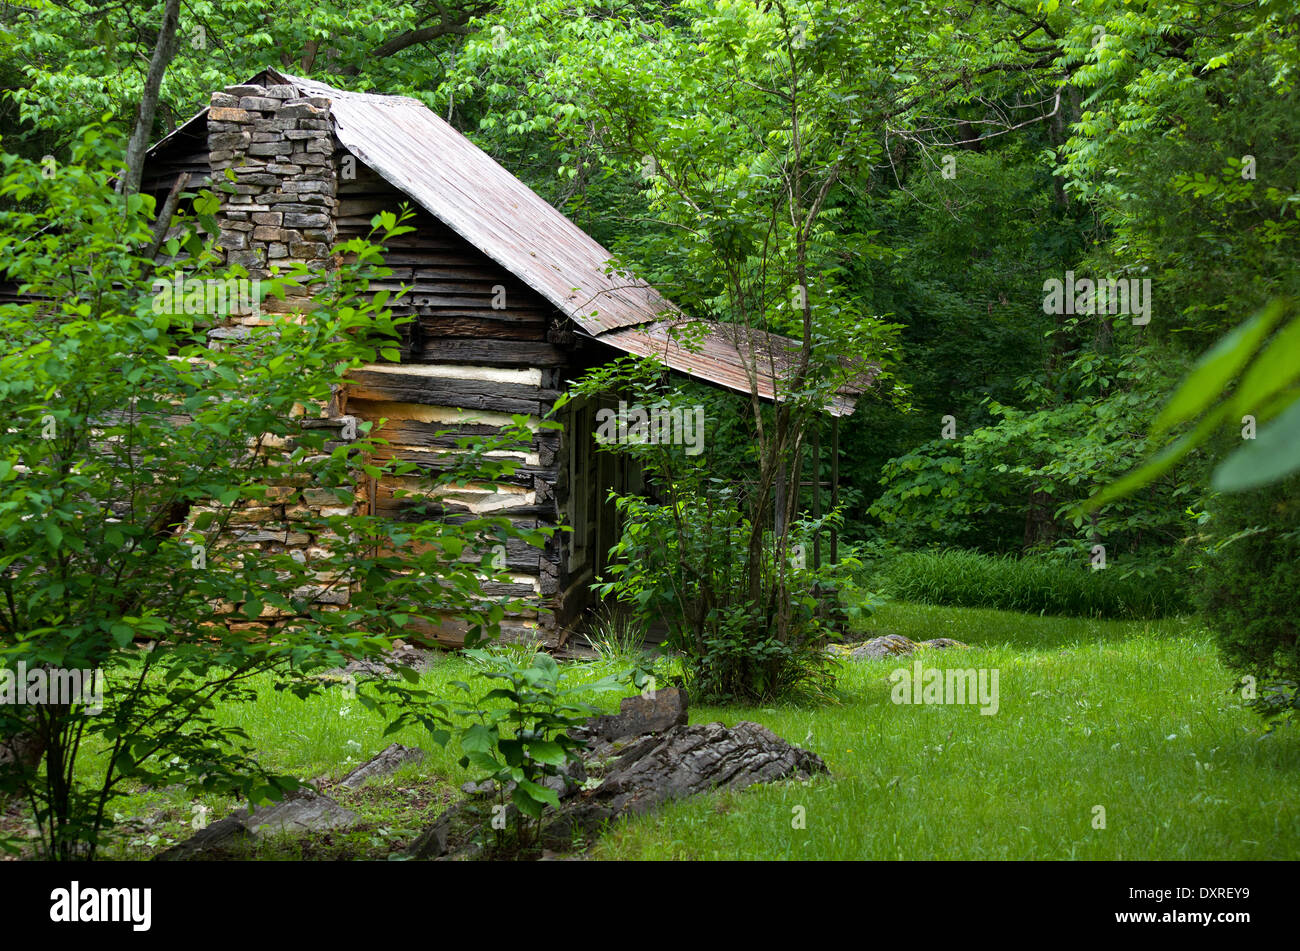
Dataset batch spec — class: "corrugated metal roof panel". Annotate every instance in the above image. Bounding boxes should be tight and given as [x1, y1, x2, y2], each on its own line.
[590, 320, 863, 417]
[269, 70, 676, 337]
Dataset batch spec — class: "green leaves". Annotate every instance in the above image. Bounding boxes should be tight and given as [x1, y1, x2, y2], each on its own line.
[452, 644, 608, 848]
[461, 722, 497, 754]
[1149, 301, 1285, 440]
[530, 650, 559, 681]
[1213, 399, 1300, 492]
[1085, 402, 1232, 512]
[524, 739, 566, 766]
[1232, 315, 1300, 418]
[42, 521, 63, 550]
[513, 778, 561, 817]
[0, 131, 542, 858]
[1085, 300, 1300, 510]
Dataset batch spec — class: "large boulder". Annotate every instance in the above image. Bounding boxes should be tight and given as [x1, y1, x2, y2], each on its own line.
[244, 787, 358, 836]
[577, 719, 826, 819]
[919, 637, 967, 650]
[849, 633, 918, 660]
[153, 816, 250, 861]
[837, 633, 969, 661]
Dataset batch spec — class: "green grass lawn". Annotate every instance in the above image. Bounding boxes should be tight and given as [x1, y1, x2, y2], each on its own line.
[595, 604, 1300, 860]
[88, 603, 1299, 860]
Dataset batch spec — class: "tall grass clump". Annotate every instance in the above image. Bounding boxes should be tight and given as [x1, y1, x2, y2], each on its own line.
[874, 549, 1189, 618]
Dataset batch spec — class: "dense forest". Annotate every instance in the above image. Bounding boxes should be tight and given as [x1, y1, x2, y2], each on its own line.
[4, 1, 1295, 560]
[0, 0, 1296, 874]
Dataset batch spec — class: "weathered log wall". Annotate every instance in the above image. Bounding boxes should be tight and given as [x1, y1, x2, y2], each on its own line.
[91, 80, 630, 649]
[335, 163, 572, 645]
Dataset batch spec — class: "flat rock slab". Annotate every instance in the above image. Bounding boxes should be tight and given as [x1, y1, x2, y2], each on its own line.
[155, 788, 356, 860]
[245, 787, 358, 836]
[409, 716, 827, 858]
[831, 634, 970, 661]
[579, 720, 826, 819]
[154, 816, 250, 861]
[338, 742, 425, 789]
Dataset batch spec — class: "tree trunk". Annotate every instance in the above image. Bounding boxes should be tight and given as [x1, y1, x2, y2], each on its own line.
[119, 0, 183, 199]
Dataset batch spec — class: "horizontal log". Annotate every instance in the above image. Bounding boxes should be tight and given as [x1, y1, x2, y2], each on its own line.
[410, 311, 543, 329]
[404, 294, 523, 309]
[364, 417, 546, 445]
[347, 368, 555, 414]
[480, 580, 542, 599]
[378, 486, 537, 520]
[336, 230, 468, 251]
[338, 197, 407, 216]
[348, 387, 540, 416]
[361, 417, 561, 465]
[402, 614, 559, 650]
[367, 267, 523, 283]
[405, 338, 568, 367]
[391, 317, 545, 341]
[375, 524, 546, 569]
[375, 494, 558, 524]
[373, 280, 531, 298]
[372, 448, 559, 485]
[359, 362, 543, 384]
[365, 251, 501, 268]
[345, 397, 552, 428]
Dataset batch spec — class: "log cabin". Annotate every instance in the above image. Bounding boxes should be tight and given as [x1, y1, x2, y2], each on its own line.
[133, 68, 867, 649]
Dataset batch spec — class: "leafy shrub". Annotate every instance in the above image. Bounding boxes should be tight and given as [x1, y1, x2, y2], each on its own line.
[596, 487, 856, 703]
[873, 548, 1189, 619]
[868, 344, 1192, 559]
[1195, 473, 1300, 724]
[0, 130, 548, 858]
[453, 649, 619, 851]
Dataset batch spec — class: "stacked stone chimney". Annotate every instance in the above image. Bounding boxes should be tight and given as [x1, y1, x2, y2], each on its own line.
[196, 81, 361, 630]
[206, 81, 339, 322]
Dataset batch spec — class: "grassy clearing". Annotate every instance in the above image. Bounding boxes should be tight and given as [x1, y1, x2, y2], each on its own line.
[75, 602, 1300, 860]
[594, 603, 1300, 860]
[873, 549, 1189, 618]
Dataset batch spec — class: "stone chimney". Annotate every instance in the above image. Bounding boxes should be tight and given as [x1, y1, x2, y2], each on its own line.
[197, 80, 361, 625]
[206, 81, 339, 322]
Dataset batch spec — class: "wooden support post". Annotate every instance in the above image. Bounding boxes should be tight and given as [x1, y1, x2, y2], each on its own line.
[830, 416, 840, 565]
[811, 418, 822, 570]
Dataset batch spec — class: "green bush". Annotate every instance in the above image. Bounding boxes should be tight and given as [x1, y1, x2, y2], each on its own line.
[1195, 474, 1300, 723]
[570, 357, 859, 706]
[0, 131, 548, 858]
[595, 488, 848, 704]
[873, 549, 1189, 619]
[454, 648, 620, 851]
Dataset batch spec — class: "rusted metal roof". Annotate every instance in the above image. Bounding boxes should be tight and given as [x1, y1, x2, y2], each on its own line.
[150, 70, 869, 415]
[591, 320, 864, 417]
[269, 69, 677, 338]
